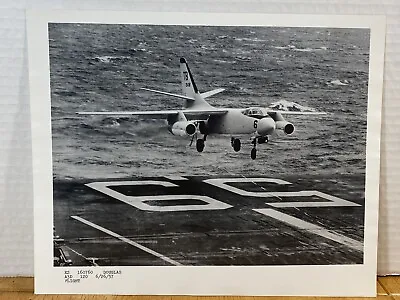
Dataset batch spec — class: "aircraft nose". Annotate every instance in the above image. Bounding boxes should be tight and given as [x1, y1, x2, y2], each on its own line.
[256, 117, 276, 136]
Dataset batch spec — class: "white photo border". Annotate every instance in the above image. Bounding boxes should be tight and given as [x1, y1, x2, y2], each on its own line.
[27, 10, 385, 296]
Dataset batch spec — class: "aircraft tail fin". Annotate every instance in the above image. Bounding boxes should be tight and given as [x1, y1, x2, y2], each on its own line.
[180, 57, 213, 109]
[180, 57, 198, 99]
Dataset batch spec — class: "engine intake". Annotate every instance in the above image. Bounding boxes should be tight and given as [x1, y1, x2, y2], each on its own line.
[275, 121, 295, 135]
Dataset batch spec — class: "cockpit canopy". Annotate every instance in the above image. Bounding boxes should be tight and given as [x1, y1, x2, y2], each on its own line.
[241, 107, 269, 118]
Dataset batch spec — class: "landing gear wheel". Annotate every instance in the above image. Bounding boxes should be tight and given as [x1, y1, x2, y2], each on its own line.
[258, 136, 268, 144]
[196, 139, 205, 152]
[251, 148, 257, 160]
[233, 138, 241, 152]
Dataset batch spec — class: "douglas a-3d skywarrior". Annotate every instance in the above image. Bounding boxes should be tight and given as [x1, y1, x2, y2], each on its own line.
[78, 57, 325, 159]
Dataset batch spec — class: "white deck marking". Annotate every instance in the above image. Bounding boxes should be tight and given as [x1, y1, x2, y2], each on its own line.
[204, 178, 360, 208]
[265, 191, 361, 208]
[71, 216, 182, 266]
[63, 245, 99, 266]
[253, 209, 364, 252]
[205, 177, 291, 190]
[87, 180, 179, 188]
[164, 176, 188, 181]
[86, 181, 232, 211]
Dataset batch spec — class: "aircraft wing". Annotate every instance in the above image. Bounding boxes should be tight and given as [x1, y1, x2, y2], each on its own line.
[76, 109, 228, 119]
[201, 88, 225, 99]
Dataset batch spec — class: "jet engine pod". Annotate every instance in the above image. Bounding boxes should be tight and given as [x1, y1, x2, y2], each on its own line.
[256, 117, 276, 136]
[275, 120, 295, 135]
[170, 121, 197, 137]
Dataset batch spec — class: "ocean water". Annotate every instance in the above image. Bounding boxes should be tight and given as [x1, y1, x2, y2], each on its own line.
[48, 24, 370, 180]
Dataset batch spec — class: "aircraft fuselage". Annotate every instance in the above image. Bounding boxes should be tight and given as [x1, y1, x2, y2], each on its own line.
[207, 109, 276, 137]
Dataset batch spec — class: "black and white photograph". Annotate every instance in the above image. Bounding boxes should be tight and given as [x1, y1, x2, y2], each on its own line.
[28, 11, 384, 296]
[50, 22, 368, 267]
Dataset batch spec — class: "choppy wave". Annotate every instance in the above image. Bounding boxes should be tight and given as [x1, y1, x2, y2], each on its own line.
[327, 79, 349, 86]
[213, 59, 236, 64]
[268, 100, 317, 112]
[235, 37, 267, 43]
[93, 55, 130, 63]
[273, 45, 328, 52]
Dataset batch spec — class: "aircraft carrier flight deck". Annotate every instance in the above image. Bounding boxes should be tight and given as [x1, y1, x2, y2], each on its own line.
[53, 175, 364, 267]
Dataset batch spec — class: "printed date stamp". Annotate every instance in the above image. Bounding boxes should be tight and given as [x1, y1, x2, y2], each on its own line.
[64, 269, 122, 283]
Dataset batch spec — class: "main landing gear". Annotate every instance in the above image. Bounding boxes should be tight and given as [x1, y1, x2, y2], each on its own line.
[192, 121, 209, 153]
[196, 138, 205, 152]
[231, 137, 241, 152]
[195, 133, 208, 153]
[231, 136, 268, 160]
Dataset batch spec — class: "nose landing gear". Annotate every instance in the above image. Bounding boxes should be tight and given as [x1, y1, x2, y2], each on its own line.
[251, 138, 257, 160]
[251, 148, 257, 160]
[230, 136, 268, 159]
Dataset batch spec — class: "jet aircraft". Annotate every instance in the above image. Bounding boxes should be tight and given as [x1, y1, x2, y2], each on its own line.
[77, 57, 325, 159]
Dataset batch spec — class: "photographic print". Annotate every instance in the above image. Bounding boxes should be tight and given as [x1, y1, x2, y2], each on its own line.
[28, 11, 385, 296]
[50, 23, 368, 266]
